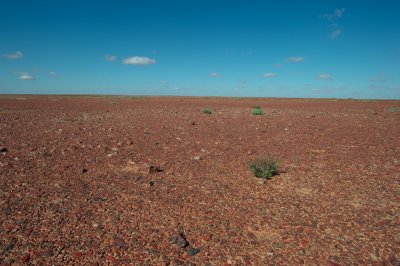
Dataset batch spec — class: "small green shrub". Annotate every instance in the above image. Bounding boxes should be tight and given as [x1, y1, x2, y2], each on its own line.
[389, 107, 396, 113]
[201, 108, 212, 114]
[252, 108, 263, 115]
[249, 157, 279, 179]
[253, 105, 262, 109]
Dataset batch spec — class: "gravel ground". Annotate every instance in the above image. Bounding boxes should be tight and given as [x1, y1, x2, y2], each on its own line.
[1, 96, 399, 265]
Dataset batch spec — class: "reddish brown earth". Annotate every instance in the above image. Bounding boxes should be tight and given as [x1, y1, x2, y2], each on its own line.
[1, 95, 399, 265]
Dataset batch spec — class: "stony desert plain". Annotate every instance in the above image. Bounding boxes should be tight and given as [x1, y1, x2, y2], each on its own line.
[0, 95, 399, 265]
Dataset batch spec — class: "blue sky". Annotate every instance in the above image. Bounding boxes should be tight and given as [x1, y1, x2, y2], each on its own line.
[1, 0, 399, 99]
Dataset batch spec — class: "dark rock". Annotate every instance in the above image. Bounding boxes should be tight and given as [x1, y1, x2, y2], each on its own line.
[114, 237, 128, 250]
[43, 248, 54, 257]
[148, 165, 163, 173]
[187, 247, 201, 256]
[169, 233, 189, 248]
[145, 249, 160, 254]
[3, 206, 11, 216]
[0, 147, 8, 153]
[21, 253, 30, 262]
[149, 181, 155, 187]
[2, 239, 15, 254]
[82, 168, 88, 173]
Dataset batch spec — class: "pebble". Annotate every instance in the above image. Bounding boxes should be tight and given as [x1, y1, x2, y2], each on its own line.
[193, 156, 202, 160]
[3, 239, 15, 254]
[147, 165, 163, 173]
[0, 147, 8, 153]
[21, 253, 30, 262]
[3, 206, 12, 215]
[169, 233, 189, 248]
[187, 247, 201, 256]
[114, 237, 128, 249]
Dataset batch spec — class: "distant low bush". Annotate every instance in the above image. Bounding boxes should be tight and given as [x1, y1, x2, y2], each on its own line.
[201, 108, 212, 114]
[253, 106, 262, 109]
[252, 108, 263, 115]
[249, 157, 279, 179]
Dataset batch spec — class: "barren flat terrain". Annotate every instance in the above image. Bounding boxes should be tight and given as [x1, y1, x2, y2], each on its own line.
[1, 96, 399, 265]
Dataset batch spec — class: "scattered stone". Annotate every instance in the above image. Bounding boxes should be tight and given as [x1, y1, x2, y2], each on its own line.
[3, 206, 11, 215]
[114, 237, 128, 250]
[3, 239, 15, 254]
[148, 165, 163, 173]
[191, 121, 196, 125]
[43, 248, 54, 257]
[169, 233, 189, 248]
[0, 147, 8, 153]
[21, 253, 30, 262]
[145, 249, 160, 254]
[82, 168, 88, 173]
[187, 247, 201, 256]
[149, 181, 155, 187]
[193, 156, 202, 160]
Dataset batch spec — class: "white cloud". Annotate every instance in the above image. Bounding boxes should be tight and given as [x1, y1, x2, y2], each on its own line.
[330, 28, 342, 39]
[105, 55, 117, 62]
[317, 73, 332, 80]
[273, 63, 282, 68]
[335, 8, 345, 18]
[49, 71, 57, 76]
[263, 72, 277, 78]
[286, 57, 304, 63]
[3, 51, 23, 59]
[123, 56, 156, 65]
[322, 9, 345, 39]
[209, 72, 220, 77]
[323, 8, 345, 20]
[18, 74, 35, 80]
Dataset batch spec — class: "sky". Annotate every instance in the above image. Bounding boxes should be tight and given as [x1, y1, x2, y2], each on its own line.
[0, 0, 399, 99]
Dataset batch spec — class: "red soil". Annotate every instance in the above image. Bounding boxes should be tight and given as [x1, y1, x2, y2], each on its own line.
[1, 96, 399, 265]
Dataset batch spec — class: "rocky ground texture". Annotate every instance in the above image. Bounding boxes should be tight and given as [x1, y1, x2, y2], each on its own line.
[1, 96, 399, 265]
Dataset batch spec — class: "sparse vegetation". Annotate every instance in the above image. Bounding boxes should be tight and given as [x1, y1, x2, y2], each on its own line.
[201, 108, 212, 114]
[249, 157, 279, 179]
[253, 105, 262, 109]
[251, 108, 263, 115]
[389, 107, 400, 113]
